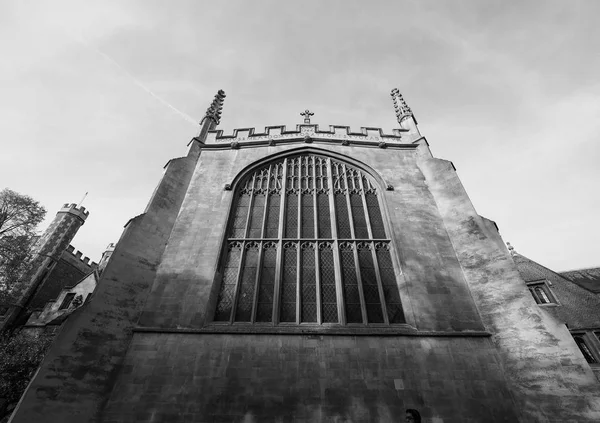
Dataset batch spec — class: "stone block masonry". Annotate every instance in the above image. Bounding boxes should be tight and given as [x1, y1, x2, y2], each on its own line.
[100, 333, 518, 423]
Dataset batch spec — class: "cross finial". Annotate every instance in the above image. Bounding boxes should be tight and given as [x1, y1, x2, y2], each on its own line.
[300, 109, 314, 124]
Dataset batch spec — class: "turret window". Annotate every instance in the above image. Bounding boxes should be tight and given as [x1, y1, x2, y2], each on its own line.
[213, 154, 405, 325]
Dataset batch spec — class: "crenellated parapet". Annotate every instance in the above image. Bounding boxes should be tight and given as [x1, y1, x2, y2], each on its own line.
[59, 203, 89, 222]
[65, 244, 98, 269]
[199, 124, 421, 150]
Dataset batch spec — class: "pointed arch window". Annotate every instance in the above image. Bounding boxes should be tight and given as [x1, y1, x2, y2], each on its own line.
[213, 154, 405, 325]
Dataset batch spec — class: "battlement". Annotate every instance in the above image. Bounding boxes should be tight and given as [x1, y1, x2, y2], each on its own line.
[59, 203, 89, 221]
[199, 124, 420, 150]
[64, 245, 98, 268]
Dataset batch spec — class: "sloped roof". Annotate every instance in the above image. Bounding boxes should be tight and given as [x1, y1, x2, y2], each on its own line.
[560, 268, 600, 294]
[511, 253, 600, 330]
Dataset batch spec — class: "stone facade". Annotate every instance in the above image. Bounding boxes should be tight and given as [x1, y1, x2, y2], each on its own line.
[9, 90, 600, 422]
[511, 250, 600, 382]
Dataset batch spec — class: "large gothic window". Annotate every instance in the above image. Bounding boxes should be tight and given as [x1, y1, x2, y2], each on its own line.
[213, 154, 405, 325]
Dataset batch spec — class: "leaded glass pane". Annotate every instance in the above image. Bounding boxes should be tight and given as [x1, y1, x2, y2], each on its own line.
[319, 243, 338, 323]
[317, 192, 331, 238]
[376, 243, 404, 323]
[214, 242, 242, 321]
[256, 242, 277, 322]
[300, 243, 317, 322]
[235, 243, 259, 322]
[340, 243, 362, 323]
[358, 243, 383, 323]
[285, 193, 298, 238]
[335, 194, 352, 238]
[231, 193, 250, 238]
[248, 193, 266, 238]
[301, 193, 314, 238]
[280, 243, 297, 322]
[350, 193, 368, 238]
[366, 192, 385, 239]
[265, 193, 280, 238]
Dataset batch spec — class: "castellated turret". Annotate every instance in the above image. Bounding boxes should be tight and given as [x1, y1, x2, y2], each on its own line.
[97, 242, 116, 275]
[0, 203, 91, 331]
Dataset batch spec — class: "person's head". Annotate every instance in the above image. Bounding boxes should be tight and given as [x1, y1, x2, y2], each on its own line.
[405, 409, 421, 423]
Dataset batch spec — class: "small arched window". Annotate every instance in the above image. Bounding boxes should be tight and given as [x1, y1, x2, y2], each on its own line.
[213, 153, 404, 325]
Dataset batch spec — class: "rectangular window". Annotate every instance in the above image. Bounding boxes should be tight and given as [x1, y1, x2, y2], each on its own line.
[527, 281, 556, 305]
[573, 334, 598, 364]
[59, 293, 76, 310]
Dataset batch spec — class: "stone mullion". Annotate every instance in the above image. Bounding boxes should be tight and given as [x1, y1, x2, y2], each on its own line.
[295, 242, 301, 324]
[327, 159, 345, 324]
[312, 157, 318, 237]
[273, 159, 288, 324]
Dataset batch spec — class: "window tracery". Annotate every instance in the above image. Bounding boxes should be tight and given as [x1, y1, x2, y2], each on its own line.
[214, 154, 404, 325]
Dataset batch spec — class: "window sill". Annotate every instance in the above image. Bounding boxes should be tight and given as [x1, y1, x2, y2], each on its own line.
[133, 325, 491, 337]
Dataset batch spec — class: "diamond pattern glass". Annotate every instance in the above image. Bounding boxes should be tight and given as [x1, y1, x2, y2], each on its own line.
[248, 194, 265, 238]
[366, 192, 385, 239]
[335, 194, 351, 238]
[376, 243, 404, 323]
[235, 244, 259, 322]
[351, 193, 368, 238]
[265, 194, 280, 238]
[340, 246, 362, 323]
[317, 193, 331, 238]
[301, 194, 314, 238]
[256, 244, 276, 322]
[280, 244, 297, 322]
[285, 193, 298, 238]
[319, 244, 338, 323]
[358, 245, 383, 323]
[301, 244, 317, 322]
[231, 193, 250, 238]
[214, 243, 242, 321]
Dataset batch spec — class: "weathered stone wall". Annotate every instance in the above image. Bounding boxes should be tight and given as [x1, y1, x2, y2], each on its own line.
[418, 156, 600, 421]
[100, 333, 517, 422]
[138, 143, 485, 334]
[9, 140, 205, 423]
[11, 136, 600, 423]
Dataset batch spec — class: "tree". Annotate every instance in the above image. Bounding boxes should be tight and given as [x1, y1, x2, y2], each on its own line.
[0, 331, 53, 421]
[0, 189, 46, 305]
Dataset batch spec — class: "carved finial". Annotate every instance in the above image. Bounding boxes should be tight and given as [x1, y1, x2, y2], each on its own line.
[390, 88, 413, 124]
[300, 109, 314, 124]
[507, 242, 516, 256]
[202, 89, 226, 126]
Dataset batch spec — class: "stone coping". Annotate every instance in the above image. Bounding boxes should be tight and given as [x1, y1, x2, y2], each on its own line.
[133, 325, 491, 337]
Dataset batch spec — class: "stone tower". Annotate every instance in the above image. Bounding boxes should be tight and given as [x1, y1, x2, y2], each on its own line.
[9, 89, 600, 422]
[0, 203, 89, 330]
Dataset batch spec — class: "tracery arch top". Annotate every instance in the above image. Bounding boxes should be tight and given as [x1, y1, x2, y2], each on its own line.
[213, 153, 404, 326]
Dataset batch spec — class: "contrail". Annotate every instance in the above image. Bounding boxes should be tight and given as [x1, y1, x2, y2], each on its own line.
[67, 32, 198, 126]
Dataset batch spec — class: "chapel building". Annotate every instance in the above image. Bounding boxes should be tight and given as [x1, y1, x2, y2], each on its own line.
[9, 89, 600, 422]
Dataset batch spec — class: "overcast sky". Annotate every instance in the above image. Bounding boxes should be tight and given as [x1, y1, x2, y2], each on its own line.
[1, 0, 598, 271]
